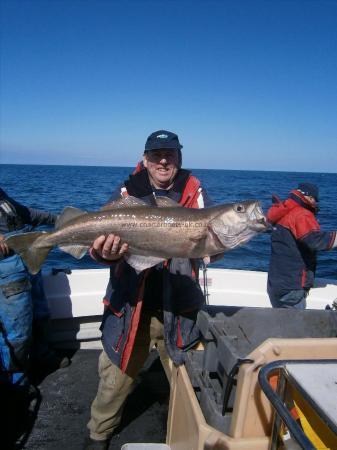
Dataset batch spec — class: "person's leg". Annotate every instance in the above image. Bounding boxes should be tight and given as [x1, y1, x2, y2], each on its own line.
[150, 311, 171, 380]
[30, 271, 70, 370]
[270, 289, 308, 309]
[30, 271, 50, 323]
[87, 311, 152, 442]
[87, 350, 136, 441]
[0, 255, 32, 386]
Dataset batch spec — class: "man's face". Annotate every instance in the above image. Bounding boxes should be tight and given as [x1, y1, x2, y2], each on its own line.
[143, 149, 180, 189]
[305, 195, 318, 208]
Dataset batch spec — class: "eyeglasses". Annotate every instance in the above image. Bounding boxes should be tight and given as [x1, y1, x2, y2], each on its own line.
[145, 150, 178, 162]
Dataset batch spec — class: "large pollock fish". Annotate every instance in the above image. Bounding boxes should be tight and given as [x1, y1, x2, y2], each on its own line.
[5, 196, 268, 274]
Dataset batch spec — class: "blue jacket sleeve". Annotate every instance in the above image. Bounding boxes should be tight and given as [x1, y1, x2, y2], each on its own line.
[7, 196, 57, 227]
[300, 230, 336, 251]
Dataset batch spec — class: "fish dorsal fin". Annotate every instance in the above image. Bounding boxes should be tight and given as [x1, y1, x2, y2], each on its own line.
[101, 196, 147, 211]
[155, 197, 182, 208]
[55, 207, 88, 229]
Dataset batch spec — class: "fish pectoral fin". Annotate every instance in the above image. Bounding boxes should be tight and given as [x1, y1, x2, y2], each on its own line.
[101, 196, 147, 210]
[155, 197, 181, 207]
[124, 254, 166, 272]
[56, 207, 88, 229]
[58, 244, 89, 259]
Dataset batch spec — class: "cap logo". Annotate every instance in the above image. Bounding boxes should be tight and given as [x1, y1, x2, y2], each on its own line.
[157, 134, 168, 139]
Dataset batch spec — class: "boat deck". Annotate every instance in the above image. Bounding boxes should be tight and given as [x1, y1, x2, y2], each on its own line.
[4, 349, 169, 450]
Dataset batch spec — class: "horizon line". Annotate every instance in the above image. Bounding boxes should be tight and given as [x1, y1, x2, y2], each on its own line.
[1, 162, 336, 175]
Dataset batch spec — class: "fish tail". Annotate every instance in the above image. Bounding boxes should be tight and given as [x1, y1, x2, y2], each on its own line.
[5, 231, 52, 275]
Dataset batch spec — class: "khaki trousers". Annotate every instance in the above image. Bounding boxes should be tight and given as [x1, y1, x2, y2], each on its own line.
[87, 310, 170, 441]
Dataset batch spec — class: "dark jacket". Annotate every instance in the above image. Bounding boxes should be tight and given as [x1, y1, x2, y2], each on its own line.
[267, 190, 336, 298]
[0, 188, 57, 235]
[98, 168, 211, 370]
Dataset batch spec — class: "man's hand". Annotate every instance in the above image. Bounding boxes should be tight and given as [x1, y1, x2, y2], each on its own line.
[0, 234, 10, 256]
[92, 234, 129, 261]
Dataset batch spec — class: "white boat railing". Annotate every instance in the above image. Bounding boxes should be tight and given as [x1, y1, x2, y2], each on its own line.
[43, 267, 337, 348]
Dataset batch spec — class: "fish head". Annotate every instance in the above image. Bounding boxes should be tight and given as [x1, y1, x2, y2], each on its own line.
[209, 200, 268, 250]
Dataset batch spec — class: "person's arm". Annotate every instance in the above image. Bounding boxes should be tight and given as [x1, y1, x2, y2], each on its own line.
[294, 212, 337, 251]
[8, 196, 57, 227]
[300, 230, 337, 251]
[26, 207, 57, 227]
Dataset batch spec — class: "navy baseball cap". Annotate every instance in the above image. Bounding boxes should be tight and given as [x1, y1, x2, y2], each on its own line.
[297, 182, 319, 201]
[144, 130, 183, 152]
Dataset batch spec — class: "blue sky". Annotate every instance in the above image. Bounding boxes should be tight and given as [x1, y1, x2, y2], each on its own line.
[1, 0, 336, 172]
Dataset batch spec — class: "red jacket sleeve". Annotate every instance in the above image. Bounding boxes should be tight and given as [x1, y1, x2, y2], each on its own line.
[292, 211, 320, 240]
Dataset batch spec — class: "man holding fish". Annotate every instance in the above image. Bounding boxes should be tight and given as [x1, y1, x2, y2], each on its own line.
[82, 130, 267, 449]
[84, 130, 212, 449]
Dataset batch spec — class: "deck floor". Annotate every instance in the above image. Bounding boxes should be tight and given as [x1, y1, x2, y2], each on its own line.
[3, 349, 169, 450]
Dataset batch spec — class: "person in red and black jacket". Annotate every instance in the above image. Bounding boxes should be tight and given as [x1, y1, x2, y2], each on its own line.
[84, 130, 214, 449]
[267, 183, 337, 309]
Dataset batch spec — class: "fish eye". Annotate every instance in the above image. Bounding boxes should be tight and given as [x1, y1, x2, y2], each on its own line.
[234, 204, 245, 213]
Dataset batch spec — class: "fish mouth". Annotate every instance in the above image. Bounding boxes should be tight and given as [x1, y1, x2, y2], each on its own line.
[250, 217, 269, 231]
[248, 204, 269, 231]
